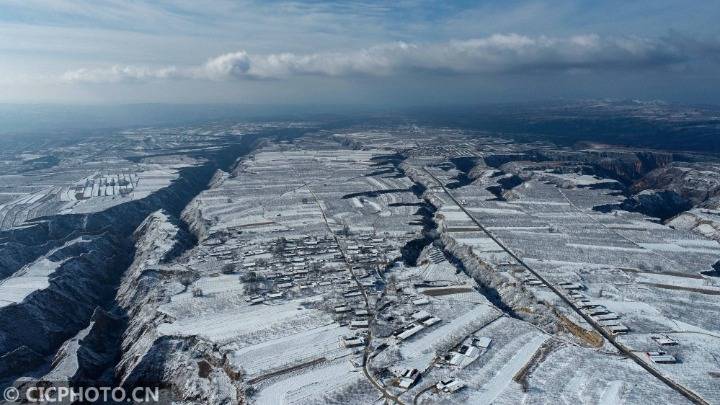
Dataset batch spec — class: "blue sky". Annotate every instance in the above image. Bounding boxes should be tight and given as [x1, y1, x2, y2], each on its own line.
[1, 0, 719, 104]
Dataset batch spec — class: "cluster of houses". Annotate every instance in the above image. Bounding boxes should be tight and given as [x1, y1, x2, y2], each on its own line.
[342, 234, 393, 266]
[558, 281, 630, 335]
[74, 171, 137, 199]
[646, 335, 679, 364]
[393, 309, 442, 341]
[342, 334, 366, 348]
[435, 378, 466, 393]
[444, 335, 492, 368]
[521, 277, 631, 335]
[527, 278, 683, 366]
[393, 311, 440, 340]
[201, 238, 239, 261]
[645, 351, 677, 364]
[334, 304, 372, 331]
[523, 276, 544, 286]
[199, 235, 366, 304]
[406, 143, 481, 159]
[393, 369, 467, 393]
[395, 368, 422, 390]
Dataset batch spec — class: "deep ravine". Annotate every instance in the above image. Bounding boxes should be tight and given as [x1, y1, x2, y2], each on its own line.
[0, 132, 273, 390]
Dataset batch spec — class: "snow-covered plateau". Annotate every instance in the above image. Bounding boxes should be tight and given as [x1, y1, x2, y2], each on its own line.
[1, 120, 719, 404]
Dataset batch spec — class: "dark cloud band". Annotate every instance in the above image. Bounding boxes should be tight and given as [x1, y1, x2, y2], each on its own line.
[62, 33, 720, 84]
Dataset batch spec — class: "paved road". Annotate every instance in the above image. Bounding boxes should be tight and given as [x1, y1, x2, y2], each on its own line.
[423, 167, 708, 405]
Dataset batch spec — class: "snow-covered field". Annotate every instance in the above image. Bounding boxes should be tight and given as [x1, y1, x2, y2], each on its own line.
[3, 124, 718, 404]
[253, 359, 363, 405]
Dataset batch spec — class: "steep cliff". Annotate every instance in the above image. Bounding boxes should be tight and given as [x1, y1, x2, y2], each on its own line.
[113, 210, 240, 403]
[114, 210, 195, 385]
[0, 234, 127, 381]
[632, 164, 720, 205]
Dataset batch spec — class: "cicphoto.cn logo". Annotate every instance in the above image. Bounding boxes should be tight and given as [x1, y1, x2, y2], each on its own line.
[3, 385, 160, 403]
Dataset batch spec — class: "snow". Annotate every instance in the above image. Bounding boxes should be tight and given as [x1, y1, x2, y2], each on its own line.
[399, 305, 497, 371]
[638, 242, 720, 254]
[229, 324, 351, 378]
[637, 273, 717, 290]
[170, 274, 245, 303]
[419, 263, 462, 283]
[566, 243, 646, 253]
[253, 359, 361, 405]
[599, 380, 624, 405]
[0, 258, 56, 307]
[454, 237, 504, 252]
[7, 127, 719, 403]
[366, 200, 382, 212]
[158, 300, 334, 344]
[467, 207, 523, 215]
[0, 238, 87, 307]
[508, 201, 570, 206]
[673, 239, 720, 248]
[473, 334, 548, 403]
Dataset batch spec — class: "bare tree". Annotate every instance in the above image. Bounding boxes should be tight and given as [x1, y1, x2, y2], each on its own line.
[272, 237, 288, 254]
[340, 222, 351, 236]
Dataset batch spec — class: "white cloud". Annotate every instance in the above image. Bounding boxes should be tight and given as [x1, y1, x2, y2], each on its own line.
[61, 33, 718, 84]
[195, 51, 252, 80]
[61, 65, 181, 83]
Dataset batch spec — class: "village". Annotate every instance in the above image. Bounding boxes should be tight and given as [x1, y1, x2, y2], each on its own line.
[146, 129, 720, 404]
[2, 122, 718, 404]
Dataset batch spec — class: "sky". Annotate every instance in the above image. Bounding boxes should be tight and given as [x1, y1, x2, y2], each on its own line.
[1, 0, 719, 105]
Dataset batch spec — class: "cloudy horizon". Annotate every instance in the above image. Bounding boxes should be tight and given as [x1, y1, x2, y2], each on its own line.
[2, 0, 719, 105]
